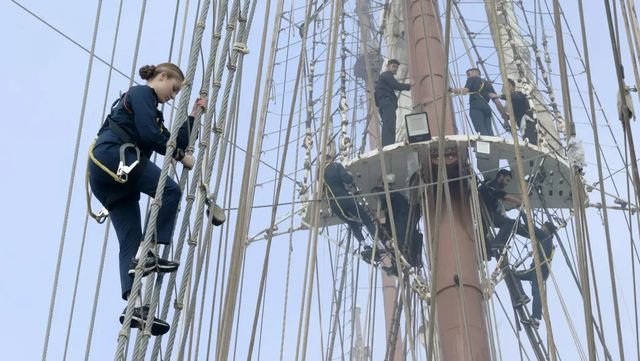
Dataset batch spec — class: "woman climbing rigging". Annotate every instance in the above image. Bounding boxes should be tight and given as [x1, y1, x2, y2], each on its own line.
[88, 62, 206, 335]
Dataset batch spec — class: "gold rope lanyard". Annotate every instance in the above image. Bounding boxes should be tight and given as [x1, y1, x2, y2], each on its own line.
[324, 165, 364, 223]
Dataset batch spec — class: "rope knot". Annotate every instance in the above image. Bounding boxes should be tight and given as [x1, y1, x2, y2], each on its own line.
[213, 125, 223, 134]
[186, 194, 195, 201]
[187, 237, 197, 246]
[182, 80, 193, 87]
[174, 300, 183, 310]
[196, 21, 205, 29]
[213, 32, 221, 39]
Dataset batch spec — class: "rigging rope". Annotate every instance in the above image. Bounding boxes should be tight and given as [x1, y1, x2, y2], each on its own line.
[213, 0, 278, 356]
[42, 1, 103, 359]
[487, 0, 558, 358]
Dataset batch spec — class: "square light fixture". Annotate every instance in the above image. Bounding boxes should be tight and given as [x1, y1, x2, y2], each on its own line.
[404, 112, 431, 143]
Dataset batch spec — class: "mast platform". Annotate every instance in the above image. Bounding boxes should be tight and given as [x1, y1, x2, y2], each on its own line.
[302, 135, 574, 229]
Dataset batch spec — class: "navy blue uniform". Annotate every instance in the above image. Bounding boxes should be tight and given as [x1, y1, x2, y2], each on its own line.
[324, 162, 377, 243]
[374, 71, 411, 146]
[89, 85, 194, 299]
[516, 229, 553, 320]
[378, 191, 422, 267]
[501, 91, 538, 145]
[479, 179, 528, 250]
[465, 76, 495, 136]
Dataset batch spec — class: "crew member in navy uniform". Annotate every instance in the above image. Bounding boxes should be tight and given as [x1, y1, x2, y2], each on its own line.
[324, 154, 378, 245]
[501, 78, 538, 145]
[450, 68, 507, 136]
[478, 169, 529, 256]
[374, 59, 411, 146]
[516, 221, 556, 329]
[88, 62, 206, 335]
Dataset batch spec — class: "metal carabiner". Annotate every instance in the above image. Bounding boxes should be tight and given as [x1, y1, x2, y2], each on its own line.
[95, 208, 110, 224]
[116, 143, 140, 183]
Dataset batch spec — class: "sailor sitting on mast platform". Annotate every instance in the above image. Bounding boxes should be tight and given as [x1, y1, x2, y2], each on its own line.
[374, 59, 412, 146]
[478, 169, 529, 257]
[450, 67, 508, 136]
[324, 153, 381, 253]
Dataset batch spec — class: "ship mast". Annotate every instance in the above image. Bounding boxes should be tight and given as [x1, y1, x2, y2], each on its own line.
[404, 0, 491, 359]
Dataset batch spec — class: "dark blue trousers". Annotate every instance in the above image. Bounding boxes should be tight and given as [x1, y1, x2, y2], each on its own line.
[492, 213, 529, 248]
[469, 103, 493, 136]
[516, 266, 549, 320]
[90, 150, 181, 299]
[378, 101, 397, 146]
[329, 197, 377, 244]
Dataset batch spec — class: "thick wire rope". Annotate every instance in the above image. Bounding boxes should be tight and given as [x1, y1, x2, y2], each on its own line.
[295, 1, 343, 358]
[137, 0, 197, 357]
[177, 1, 258, 354]
[574, 0, 608, 357]
[204, 102, 240, 360]
[9, 0, 135, 83]
[291, 2, 324, 359]
[81, 3, 127, 359]
[279, 49, 304, 361]
[213, 0, 278, 356]
[149, 2, 231, 356]
[41, 1, 103, 359]
[111, 0, 203, 356]
[131, 0, 213, 354]
[62, 215, 90, 361]
[487, 1, 559, 359]
[158, 0, 245, 358]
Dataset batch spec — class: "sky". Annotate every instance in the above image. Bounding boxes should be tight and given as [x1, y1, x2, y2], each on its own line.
[1, 0, 640, 360]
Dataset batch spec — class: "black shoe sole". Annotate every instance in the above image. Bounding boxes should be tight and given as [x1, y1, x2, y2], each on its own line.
[119, 313, 170, 336]
[156, 263, 179, 273]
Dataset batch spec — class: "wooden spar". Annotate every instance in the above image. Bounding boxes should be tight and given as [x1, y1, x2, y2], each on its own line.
[354, 1, 404, 360]
[404, 0, 491, 359]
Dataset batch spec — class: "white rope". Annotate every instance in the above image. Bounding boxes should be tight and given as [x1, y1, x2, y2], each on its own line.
[41, 1, 103, 359]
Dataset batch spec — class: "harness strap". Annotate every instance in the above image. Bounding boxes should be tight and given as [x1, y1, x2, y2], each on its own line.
[108, 117, 134, 144]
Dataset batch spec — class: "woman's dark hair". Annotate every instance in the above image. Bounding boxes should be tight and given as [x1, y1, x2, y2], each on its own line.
[139, 63, 185, 81]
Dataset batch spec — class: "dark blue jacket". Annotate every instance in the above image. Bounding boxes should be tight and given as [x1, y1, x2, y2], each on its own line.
[374, 71, 411, 107]
[324, 162, 353, 198]
[96, 85, 194, 159]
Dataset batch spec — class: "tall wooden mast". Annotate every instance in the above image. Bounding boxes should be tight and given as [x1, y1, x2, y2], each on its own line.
[404, 0, 491, 359]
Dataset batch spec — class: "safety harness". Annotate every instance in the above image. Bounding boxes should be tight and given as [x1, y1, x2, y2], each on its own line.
[85, 93, 143, 223]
